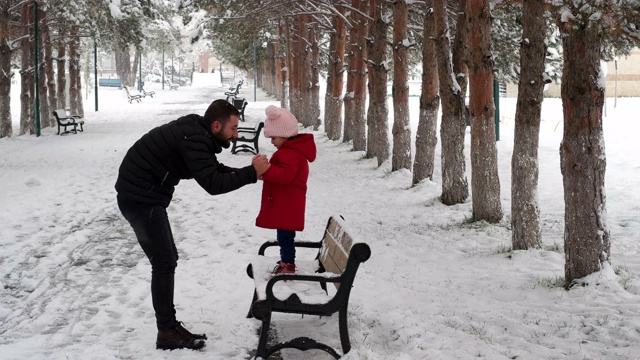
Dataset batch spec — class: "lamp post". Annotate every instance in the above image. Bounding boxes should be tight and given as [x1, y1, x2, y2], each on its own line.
[94, 35, 98, 111]
[162, 44, 165, 90]
[493, 80, 500, 142]
[614, 56, 618, 108]
[138, 51, 142, 91]
[253, 39, 257, 102]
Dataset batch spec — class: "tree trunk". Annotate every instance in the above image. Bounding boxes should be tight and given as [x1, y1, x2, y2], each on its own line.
[114, 41, 131, 88]
[266, 42, 274, 96]
[365, 0, 376, 158]
[57, 31, 67, 110]
[435, 0, 468, 205]
[467, 0, 502, 222]
[324, 5, 346, 141]
[298, 15, 310, 126]
[69, 26, 82, 116]
[280, 20, 290, 110]
[391, 0, 411, 171]
[130, 47, 140, 89]
[512, 0, 545, 250]
[37, 5, 49, 128]
[452, 0, 468, 100]
[366, 0, 389, 166]
[309, 22, 321, 129]
[273, 40, 282, 101]
[20, 2, 35, 136]
[44, 19, 56, 127]
[413, 0, 440, 184]
[560, 23, 609, 287]
[272, 42, 278, 98]
[0, 1, 12, 138]
[289, 17, 301, 120]
[343, 0, 364, 144]
[83, 38, 93, 108]
[352, 0, 369, 151]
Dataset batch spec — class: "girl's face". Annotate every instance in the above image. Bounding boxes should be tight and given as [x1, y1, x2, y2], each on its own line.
[270, 136, 287, 149]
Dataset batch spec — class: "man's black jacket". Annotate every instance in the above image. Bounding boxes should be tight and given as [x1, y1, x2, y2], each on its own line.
[115, 114, 257, 207]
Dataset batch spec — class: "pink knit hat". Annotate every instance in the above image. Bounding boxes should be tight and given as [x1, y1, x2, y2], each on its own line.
[264, 105, 299, 138]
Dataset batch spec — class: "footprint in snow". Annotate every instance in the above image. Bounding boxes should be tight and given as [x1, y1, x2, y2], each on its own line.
[25, 178, 41, 187]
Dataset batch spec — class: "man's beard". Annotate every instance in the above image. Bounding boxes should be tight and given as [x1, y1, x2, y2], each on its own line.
[213, 132, 231, 148]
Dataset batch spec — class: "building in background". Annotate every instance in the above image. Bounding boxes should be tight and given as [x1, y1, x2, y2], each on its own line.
[506, 47, 640, 98]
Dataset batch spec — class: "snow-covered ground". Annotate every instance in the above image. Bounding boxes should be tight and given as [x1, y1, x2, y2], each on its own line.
[1, 73, 640, 359]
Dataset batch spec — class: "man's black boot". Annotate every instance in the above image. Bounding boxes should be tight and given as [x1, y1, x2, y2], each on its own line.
[156, 327, 206, 350]
[176, 321, 208, 340]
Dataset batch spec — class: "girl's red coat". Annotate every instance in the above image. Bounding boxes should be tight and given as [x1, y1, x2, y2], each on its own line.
[256, 134, 316, 231]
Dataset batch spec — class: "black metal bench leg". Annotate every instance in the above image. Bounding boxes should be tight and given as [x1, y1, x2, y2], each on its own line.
[247, 291, 258, 318]
[256, 312, 272, 359]
[338, 306, 351, 354]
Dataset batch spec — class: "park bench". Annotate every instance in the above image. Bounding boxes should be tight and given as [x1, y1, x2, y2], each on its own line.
[141, 86, 155, 98]
[123, 87, 143, 103]
[231, 122, 263, 155]
[232, 97, 248, 122]
[246, 215, 371, 359]
[98, 78, 122, 87]
[52, 109, 84, 135]
[221, 76, 232, 86]
[229, 79, 243, 91]
[166, 79, 179, 90]
[225, 81, 243, 102]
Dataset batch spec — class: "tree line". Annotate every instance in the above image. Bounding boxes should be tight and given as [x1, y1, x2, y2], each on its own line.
[0, 0, 185, 138]
[191, 0, 640, 288]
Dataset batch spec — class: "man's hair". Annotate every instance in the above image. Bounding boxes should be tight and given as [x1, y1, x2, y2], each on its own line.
[204, 99, 240, 126]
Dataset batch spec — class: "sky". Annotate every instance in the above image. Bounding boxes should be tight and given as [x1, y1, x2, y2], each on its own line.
[1, 73, 640, 360]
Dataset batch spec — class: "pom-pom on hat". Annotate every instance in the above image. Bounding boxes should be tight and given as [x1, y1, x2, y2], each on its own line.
[264, 105, 299, 138]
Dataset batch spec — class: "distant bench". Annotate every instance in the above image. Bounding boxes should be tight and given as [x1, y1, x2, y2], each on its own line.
[231, 121, 263, 155]
[52, 109, 84, 135]
[225, 80, 244, 102]
[246, 215, 371, 359]
[98, 78, 122, 87]
[123, 87, 143, 103]
[232, 97, 248, 122]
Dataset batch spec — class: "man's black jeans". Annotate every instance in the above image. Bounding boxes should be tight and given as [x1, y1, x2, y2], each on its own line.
[117, 197, 178, 331]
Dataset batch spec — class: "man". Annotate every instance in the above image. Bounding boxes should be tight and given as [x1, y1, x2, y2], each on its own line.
[115, 99, 269, 350]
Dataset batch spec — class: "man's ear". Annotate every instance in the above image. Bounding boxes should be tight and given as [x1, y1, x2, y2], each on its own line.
[211, 120, 221, 133]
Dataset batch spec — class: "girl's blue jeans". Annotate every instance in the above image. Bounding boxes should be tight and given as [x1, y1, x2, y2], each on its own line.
[277, 229, 296, 264]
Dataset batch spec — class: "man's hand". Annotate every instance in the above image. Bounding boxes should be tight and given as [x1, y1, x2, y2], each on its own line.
[252, 154, 270, 177]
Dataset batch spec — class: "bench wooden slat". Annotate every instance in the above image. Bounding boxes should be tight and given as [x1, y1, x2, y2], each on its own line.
[327, 217, 354, 252]
[322, 232, 348, 269]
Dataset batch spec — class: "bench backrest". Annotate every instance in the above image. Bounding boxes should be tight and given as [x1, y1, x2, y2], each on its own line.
[319, 216, 367, 290]
[52, 109, 67, 119]
[237, 122, 263, 140]
[233, 98, 247, 111]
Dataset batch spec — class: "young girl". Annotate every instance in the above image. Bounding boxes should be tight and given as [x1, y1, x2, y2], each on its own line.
[256, 105, 316, 274]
